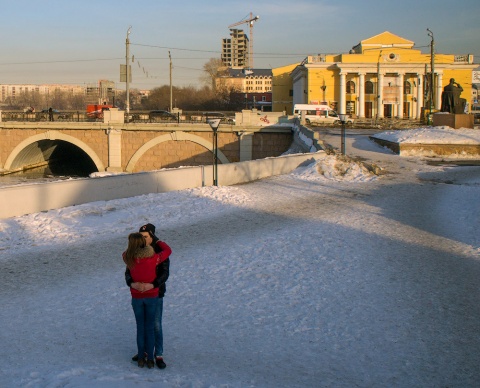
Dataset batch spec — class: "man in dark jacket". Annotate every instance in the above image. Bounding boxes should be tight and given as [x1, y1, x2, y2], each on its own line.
[126, 223, 170, 369]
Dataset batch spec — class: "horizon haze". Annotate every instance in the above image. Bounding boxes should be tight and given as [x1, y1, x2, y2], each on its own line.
[1, 0, 479, 90]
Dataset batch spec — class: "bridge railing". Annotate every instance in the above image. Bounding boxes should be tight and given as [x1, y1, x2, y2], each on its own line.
[126, 111, 237, 125]
[0, 110, 238, 125]
[0, 110, 91, 122]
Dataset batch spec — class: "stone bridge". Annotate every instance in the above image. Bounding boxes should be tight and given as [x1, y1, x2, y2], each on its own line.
[0, 114, 293, 175]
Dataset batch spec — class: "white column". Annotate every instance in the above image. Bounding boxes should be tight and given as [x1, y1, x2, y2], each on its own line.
[436, 73, 443, 110]
[106, 128, 123, 172]
[416, 75, 423, 119]
[397, 73, 404, 118]
[239, 132, 253, 162]
[339, 72, 346, 114]
[358, 73, 365, 118]
[377, 72, 384, 118]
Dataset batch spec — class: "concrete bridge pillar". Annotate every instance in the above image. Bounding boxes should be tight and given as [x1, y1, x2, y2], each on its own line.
[103, 108, 125, 172]
[106, 128, 122, 172]
[238, 132, 254, 162]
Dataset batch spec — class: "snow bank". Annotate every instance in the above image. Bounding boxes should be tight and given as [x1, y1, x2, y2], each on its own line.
[373, 127, 480, 144]
[291, 155, 380, 182]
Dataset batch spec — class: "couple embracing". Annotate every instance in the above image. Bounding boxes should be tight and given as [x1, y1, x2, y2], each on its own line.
[123, 223, 172, 369]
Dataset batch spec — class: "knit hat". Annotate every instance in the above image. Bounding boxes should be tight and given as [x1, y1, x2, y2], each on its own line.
[139, 223, 156, 237]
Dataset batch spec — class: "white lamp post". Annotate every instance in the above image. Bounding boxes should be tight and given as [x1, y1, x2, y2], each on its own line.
[207, 118, 221, 186]
[125, 26, 132, 122]
[338, 113, 348, 155]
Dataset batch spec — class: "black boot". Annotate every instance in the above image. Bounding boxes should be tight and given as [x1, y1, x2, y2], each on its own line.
[156, 356, 167, 369]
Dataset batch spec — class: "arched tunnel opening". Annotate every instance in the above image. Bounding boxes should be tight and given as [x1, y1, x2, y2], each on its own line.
[9, 140, 99, 178]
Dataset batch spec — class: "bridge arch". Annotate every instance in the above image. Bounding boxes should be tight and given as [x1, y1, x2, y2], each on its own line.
[125, 131, 230, 173]
[4, 130, 105, 172]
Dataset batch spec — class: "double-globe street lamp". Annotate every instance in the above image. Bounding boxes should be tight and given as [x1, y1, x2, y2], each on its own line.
[207, 118, 221, 186]
[338, 113, 348, 155]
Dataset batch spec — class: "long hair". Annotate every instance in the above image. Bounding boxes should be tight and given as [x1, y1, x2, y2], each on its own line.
[123, 233, 146, 269]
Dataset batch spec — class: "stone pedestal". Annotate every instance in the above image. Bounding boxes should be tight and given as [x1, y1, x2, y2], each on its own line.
[432, 113, 474, 129]
[103, 108, 124, 124]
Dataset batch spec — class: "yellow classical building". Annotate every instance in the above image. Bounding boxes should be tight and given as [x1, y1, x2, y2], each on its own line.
[273, 31, 477, 118]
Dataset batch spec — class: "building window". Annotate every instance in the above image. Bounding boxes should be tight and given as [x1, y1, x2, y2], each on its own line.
[365, 81, 374, 95]
[346, 101, 355, 115]
[346, 81, 356, 94]
[404, 81, 412, 95]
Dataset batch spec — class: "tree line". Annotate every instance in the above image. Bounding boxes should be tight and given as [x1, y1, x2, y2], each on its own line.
[2, 85, 245, 112]
[2, 58, 246, 112]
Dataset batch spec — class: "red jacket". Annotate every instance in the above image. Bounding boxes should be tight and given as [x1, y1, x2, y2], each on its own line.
[126, 241, 172, 299]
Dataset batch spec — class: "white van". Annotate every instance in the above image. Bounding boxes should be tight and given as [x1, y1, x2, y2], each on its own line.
[293, 104, 353, 125]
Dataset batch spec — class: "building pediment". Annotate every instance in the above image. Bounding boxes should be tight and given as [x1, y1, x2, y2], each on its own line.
[353, 31, 415, 53]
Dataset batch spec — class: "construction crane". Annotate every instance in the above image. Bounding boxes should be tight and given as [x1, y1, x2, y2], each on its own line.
[228, 12, 259, 69]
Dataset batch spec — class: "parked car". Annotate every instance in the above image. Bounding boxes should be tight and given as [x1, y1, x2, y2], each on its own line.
[149, 110, 178, 122]
[39, 108, 60, 121]
[203, 112, 235, 124]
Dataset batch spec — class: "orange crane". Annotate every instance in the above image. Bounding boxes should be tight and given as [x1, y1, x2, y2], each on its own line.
[228, 12, 260, 69]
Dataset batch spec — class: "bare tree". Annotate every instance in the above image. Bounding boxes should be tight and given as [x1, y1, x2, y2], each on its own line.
[202, 58, 228, 92]
[3, 78, 242, 112]
[68, 94, 87, 111]
[143, 86, 171, 111]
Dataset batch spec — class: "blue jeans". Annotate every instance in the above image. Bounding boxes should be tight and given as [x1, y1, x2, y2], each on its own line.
[131, 297, 157, 360]
[155, 298, 164, 357]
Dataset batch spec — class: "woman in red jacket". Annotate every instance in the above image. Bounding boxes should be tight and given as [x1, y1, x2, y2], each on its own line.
[126, 223, 171, 369]
[123, 232, 170, 368]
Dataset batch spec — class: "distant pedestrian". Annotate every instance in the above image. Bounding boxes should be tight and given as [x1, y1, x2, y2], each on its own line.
[48, 107, 54, 122]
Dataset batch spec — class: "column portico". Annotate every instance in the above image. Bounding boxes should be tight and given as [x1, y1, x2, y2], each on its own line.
[397, 73, 404, 118]
[377, 72, 384, 118]
[416, 75, 423, 119]
[436, 73, 443, 110]
[358, 73, 365, 118]
[339, 72, 346, 114]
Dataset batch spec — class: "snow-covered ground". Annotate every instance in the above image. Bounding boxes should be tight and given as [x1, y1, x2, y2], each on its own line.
[0, 127, 479, 387]
[372, 126, 480, 144]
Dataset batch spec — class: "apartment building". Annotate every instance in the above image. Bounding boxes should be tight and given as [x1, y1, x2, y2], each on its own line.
[217, 68, 272, 110]
[0, 84, 85, 102]
[0, 80, 117, 107]
[221, 29, 249, 68]
[217, 68, 272, 93]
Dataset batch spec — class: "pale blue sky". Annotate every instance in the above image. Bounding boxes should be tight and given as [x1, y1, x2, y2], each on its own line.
[1, 0, 479, 89]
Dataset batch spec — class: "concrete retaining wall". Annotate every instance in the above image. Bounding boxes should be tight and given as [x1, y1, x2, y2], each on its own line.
[369, 136, 480, 157]
[0, 151, 325, 219]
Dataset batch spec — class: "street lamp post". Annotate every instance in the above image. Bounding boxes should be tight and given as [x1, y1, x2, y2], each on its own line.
[338, 113, 348, 155]
[320, 84, 327, 102]
[427, 28, 435, 124]
[207, 118, 221, 186]
[125, 26, 132, 122]
[169, 51, 173, 112]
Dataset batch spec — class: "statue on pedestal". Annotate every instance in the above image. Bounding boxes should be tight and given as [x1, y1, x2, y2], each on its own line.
[441, 78, 466, 114]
